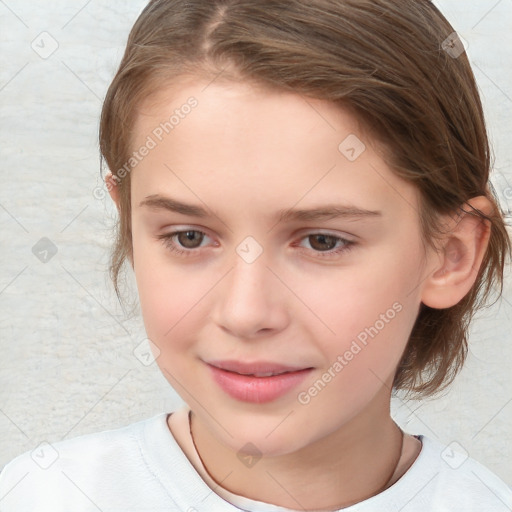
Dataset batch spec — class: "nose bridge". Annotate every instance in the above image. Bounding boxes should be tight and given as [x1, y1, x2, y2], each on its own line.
[213, 235, 288, 336]
[226, 235, 273, 303]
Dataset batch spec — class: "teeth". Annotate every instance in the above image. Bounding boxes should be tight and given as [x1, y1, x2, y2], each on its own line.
[234, 371, 284, 377]
[254, 371, 290, 377]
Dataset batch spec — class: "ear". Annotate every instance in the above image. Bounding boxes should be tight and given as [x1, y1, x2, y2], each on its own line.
[420, 196, 492, 309]
[105, 172, 121, 211]
[105, 172, 135, 270]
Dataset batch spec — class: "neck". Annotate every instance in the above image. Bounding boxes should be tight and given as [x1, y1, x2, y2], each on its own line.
[190, 390, 404, 510]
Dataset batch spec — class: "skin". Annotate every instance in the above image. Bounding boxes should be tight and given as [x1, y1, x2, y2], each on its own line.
[107, 77, 491, 510]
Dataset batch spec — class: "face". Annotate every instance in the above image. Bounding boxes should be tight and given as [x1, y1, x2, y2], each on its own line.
[127, 77, 434, 456]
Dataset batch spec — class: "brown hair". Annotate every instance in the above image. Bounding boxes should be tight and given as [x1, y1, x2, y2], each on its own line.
[99, 0, 511, 398]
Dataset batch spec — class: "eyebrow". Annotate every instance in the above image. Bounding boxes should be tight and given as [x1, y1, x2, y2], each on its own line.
[138, 194, 382, 222]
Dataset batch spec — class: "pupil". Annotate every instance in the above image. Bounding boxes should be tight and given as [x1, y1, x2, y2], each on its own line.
[179, 230, 202, 248]
[313, 234, 335, 251]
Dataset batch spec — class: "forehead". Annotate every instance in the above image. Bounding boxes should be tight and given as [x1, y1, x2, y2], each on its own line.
[133, 75, 368, 157]
[130, 78, 420, 224]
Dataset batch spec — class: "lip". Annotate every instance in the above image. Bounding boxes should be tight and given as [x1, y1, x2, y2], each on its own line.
[206, 360, 313, 403]
[207, 360, 309, 375]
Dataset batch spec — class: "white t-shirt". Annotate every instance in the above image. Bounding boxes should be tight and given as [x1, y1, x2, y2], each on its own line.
[1, 406, 511, 512]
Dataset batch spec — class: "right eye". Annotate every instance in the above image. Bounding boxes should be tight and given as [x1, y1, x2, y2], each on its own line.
[157, 229, 213, 257]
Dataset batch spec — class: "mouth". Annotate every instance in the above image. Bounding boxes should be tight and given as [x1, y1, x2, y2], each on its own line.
[205, 360, 314, 403]
[208, 360, 311, 375]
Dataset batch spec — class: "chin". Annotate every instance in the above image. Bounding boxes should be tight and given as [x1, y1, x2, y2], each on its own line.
[216, 410, 323, 458]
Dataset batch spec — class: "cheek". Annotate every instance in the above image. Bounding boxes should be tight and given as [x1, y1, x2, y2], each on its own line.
[295, 297, 418, 425]
[136, 268, 200, 345]
[132, 229, 192, 340]
[131, 230, 219, 363]
[296, 243, 423, 370]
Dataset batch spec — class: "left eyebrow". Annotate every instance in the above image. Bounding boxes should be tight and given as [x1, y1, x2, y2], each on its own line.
[278, 205, 382, 222]
[138, 194, 383, 222]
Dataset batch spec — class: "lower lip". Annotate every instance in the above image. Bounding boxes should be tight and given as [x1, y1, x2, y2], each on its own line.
[208, 365, 313, 403]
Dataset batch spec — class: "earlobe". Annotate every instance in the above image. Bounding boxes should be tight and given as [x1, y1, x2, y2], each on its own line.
[420, 196, 492, 309]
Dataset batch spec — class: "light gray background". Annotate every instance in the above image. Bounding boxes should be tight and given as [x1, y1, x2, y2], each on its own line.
[1, 0, 511, 487]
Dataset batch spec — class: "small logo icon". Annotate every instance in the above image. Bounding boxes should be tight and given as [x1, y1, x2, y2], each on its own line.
[133, 338, 161, 366]
[31, 441, 59, 469]
[236, 236, 263, 264]
[441, 441, 469, 469]
[491, 170, 512, 213]
[237, 442, 262, 468]
[32, 237, 58, 263]
[92, 186, 106, 201]
[338, 134, 366, 162]
[31, 32, 59, 59]
[441, 32, 468, 59]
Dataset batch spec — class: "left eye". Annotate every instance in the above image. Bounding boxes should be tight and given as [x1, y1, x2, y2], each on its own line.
[294, 233, 356, 258]
[156, 230, 356, 259]
[299, 233, 346, 252]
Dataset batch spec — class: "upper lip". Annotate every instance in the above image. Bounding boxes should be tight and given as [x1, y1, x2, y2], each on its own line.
[206, 360, 311, 376]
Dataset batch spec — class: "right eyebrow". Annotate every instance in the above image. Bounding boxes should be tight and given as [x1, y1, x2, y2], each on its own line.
[139, 195, 209, 217]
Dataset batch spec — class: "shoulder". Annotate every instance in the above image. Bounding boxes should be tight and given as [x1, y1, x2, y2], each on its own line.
[1, 413, 154, 471]
[401, 434, 512, 511]
[0, 413, 171, 510]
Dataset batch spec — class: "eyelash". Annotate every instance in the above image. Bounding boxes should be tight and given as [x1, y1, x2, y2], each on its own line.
[156, 229, 356, 259]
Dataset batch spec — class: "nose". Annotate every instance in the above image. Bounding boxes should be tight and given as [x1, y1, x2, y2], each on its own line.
[212, 247, 290, 339]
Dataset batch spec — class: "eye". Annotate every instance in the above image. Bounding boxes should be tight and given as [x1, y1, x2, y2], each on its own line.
[156, 229, 356, 259]
[295, 233, 356, 259]
[156, 229, 212, 257]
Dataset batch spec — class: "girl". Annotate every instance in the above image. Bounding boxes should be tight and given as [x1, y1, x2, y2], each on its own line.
[1, 0, 511, 510]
